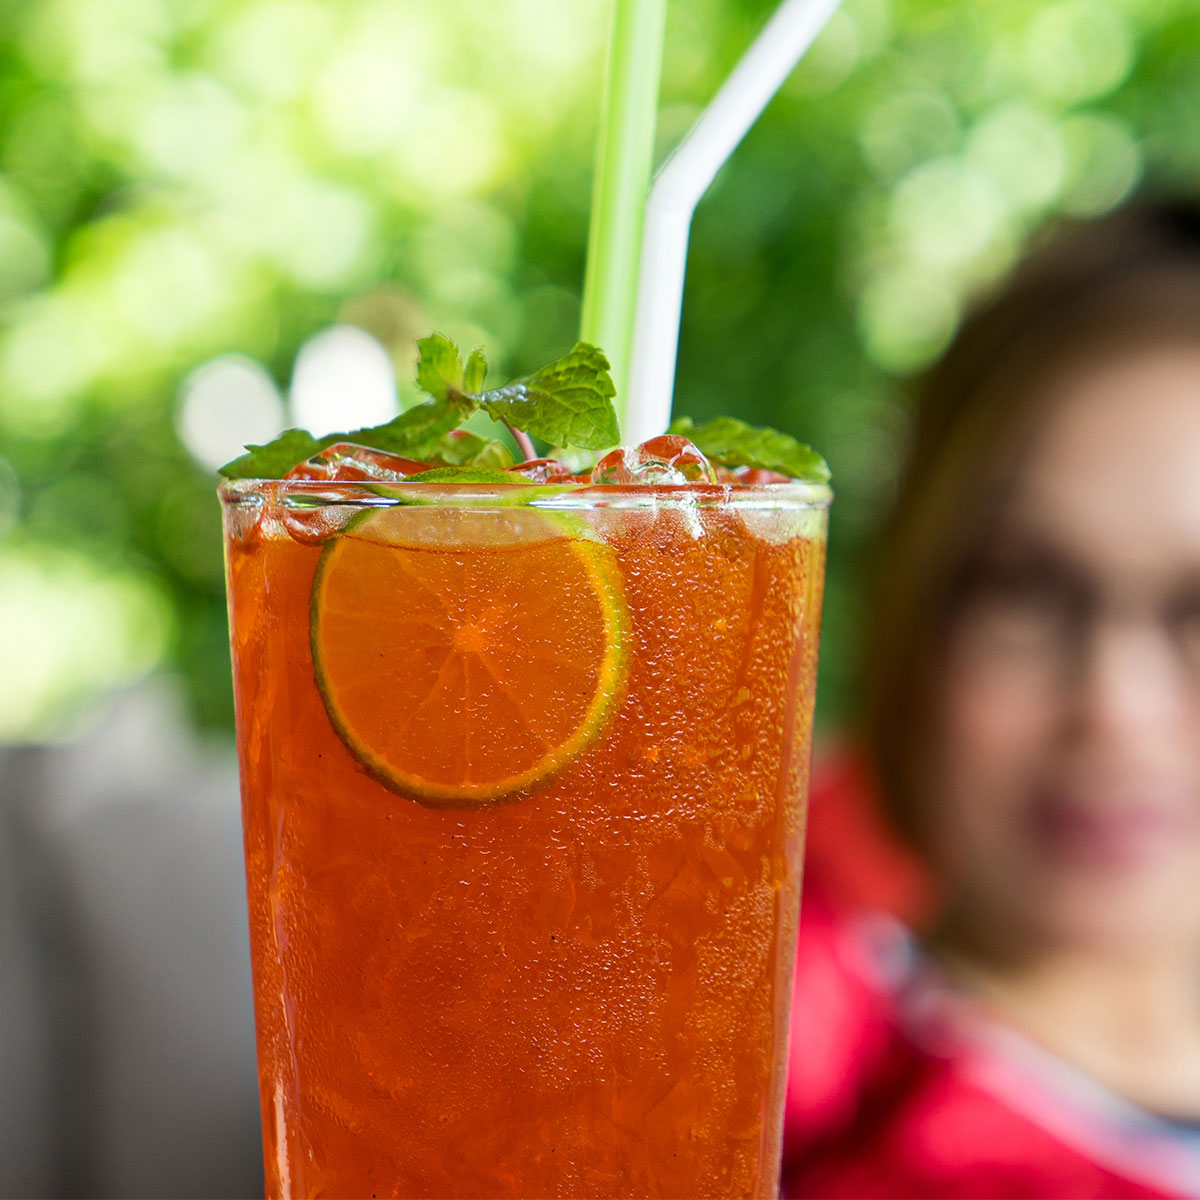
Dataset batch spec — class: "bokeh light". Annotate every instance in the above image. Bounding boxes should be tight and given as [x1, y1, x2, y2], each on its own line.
[1024, 1, 1133, 105]
[290, 325, 398, 437]
[177, 356, 286, 472]
[1059, 112, 1143, 216]
[965, 104, 1065, 216]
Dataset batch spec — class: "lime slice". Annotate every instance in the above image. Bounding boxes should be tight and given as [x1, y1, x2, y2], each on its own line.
[311, 505, 628, 805]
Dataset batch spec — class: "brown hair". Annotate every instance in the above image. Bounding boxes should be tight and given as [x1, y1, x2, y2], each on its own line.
[866, 199, 1200, 849]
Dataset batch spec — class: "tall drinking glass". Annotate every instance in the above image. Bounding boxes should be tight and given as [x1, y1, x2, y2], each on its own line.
[220, 477, 829, 1198]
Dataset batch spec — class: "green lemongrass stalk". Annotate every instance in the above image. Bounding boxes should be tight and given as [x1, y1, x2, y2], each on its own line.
[580, 0, 667, 431]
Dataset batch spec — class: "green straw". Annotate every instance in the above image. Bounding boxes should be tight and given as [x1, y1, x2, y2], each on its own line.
[580, 0, 668, 429]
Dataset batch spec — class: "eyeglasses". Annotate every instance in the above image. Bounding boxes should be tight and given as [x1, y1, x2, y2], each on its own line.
[948, 557, 1200, 678]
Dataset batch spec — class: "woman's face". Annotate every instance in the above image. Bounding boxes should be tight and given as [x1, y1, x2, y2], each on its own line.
[927, 340, 1200, 954]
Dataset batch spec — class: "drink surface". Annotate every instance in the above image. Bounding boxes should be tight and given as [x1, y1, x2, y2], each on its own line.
[222, 481, 827, 1199]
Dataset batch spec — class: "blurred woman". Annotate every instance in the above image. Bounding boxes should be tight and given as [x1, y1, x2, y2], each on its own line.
[784, 201, 1200, 1198]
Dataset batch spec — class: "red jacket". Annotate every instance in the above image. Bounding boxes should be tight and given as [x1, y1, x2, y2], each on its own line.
[783, 757, 1200, 1200]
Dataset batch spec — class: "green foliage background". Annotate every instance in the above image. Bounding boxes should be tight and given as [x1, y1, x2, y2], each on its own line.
[0, 0, 1197, 741]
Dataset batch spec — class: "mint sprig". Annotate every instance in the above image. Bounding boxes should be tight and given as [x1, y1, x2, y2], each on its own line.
[414, 335, 619, 450]
[217, 333, 829, 486]
[219, 335, 620, 479]
[474, 345, 619, 450]
[668, 415, 830, 484]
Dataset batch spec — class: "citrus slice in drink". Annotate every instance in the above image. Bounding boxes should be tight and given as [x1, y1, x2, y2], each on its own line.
[311, 504, 628, 806]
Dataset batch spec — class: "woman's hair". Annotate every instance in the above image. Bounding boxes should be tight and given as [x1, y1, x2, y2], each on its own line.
[866, 198, 1200, 849]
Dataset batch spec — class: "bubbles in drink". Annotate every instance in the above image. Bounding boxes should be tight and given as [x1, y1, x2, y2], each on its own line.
[287, 442, 428, 482]
[590, 436, 717, 485]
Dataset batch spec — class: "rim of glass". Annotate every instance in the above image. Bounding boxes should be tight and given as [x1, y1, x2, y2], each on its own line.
[218, 476, 833, 512]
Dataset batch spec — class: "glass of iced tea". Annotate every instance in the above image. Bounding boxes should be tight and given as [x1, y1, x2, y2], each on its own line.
[221, 471, 828, 1198]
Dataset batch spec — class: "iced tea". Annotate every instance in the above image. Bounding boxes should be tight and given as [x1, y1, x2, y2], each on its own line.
[221, 479, 827, 1198]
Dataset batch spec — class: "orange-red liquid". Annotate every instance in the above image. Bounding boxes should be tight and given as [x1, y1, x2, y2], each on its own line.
[223, 486, 826, 1199]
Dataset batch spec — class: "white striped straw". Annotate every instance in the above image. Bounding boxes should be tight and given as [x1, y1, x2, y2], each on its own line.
[624, 0, 845, 444]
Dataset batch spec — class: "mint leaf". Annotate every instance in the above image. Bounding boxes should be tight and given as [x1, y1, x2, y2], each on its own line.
[365, 397, 469, 455]
[218, 336, 621, 478]
[466, 439, 514, 469]
[477, 343, 619, 451]
[463, 347, 487, 394]
[669, 416, 831, 483]
[220, 428, 330, 479]
[218, 398, 468, 479]
[428, 429, 513, 469]
[416, 333, 465, 401]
